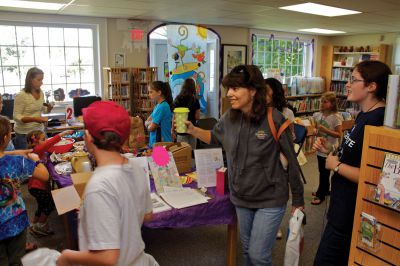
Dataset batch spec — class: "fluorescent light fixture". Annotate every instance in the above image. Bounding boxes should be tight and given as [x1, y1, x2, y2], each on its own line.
[299, 28, 346, 34]
[280, 2, 361, 17]
[0, 0, 65, 10]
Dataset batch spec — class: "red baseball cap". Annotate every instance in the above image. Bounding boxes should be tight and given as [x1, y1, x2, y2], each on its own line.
[82, 101, 131, 144]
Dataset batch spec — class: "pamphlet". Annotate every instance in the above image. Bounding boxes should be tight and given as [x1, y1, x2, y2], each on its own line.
[194, 148, 224, 187]
[150, 193, 172, 213]
[148, 152, 182, 193]
[374, 153, 400, 209]
[160, 188, 208, 209]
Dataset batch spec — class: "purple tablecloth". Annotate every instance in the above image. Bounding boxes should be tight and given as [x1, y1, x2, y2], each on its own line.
[48, 160, 236, 229]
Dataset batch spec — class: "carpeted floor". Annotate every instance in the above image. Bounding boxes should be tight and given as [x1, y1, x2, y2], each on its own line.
[22, 154, 330, 265]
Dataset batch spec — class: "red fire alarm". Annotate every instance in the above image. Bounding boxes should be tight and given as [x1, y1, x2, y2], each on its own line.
[131, 29, 144, 41]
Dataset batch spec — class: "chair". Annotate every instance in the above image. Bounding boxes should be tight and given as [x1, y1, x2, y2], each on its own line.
[195, 117, 218, 149]
[294, 123, 307, 184]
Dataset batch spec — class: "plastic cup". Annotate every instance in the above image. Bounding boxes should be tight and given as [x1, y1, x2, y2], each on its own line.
[174, 107, 190, 133]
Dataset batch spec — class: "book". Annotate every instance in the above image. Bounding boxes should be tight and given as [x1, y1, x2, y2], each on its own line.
[160, 188, 208, 209]
[148, 152, 182, 194]
[194, 148, 224, 187]
[384, 75, 400, 128]
[360, 212, 380, 249]
[374, 153, 400, 208]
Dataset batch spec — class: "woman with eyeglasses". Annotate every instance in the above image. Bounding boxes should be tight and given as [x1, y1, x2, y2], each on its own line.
[313, 60, 392, 266]
[185, 65, 304, 265]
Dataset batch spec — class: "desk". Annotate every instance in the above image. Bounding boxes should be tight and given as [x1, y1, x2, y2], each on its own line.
[46, 123, 84, 134]
[48, 160, 238, 266]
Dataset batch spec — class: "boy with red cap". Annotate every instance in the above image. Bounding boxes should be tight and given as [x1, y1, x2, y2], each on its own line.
[57, 101, 158, 266]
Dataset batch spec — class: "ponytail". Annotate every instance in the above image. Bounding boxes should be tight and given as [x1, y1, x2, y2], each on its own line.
[150, 81, 174, 111]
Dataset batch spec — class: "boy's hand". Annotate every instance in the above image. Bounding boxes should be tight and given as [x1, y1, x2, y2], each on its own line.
[27, 153, 40, 162]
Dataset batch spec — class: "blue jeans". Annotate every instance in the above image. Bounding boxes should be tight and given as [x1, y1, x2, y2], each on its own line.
[13, 133, 28, 149]
[236, 205, 286, 266]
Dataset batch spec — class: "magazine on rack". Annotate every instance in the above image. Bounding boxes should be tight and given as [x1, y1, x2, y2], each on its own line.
[374, 152, 400, 209]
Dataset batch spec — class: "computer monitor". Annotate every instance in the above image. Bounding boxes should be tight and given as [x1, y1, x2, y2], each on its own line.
[0, 99, 14, 119]
[73, 96, 101, 117]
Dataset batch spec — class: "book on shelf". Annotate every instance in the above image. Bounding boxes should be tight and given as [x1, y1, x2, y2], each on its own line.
[360, 212, 381, 249]
[374, 152, 400, 209]
[384, 75, 400, 128]
[331, 68, 351, 81]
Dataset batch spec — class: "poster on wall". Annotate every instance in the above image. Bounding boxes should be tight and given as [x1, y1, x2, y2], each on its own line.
[222, 44, 247, 77]
[167, 25, 208, 113]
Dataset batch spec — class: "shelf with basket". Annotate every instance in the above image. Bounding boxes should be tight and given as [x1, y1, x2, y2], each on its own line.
[103, 67, 133, 114]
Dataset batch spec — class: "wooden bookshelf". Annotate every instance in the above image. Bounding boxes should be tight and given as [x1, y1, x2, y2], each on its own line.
[348, 126, 400, 266]
[131, 67, 157, 122]
[103, 67, 133, 114]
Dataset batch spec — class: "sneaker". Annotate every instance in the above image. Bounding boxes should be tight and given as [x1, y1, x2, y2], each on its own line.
[29, 222, 54, 237]
[276, 228, 283, 240]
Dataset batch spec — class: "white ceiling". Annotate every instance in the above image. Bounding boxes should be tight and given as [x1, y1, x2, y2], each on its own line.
[1, 0, 400, 35]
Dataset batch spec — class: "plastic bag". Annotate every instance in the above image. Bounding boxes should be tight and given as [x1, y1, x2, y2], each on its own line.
[21, 248, 60, 266]
[284, 208, 305, 266]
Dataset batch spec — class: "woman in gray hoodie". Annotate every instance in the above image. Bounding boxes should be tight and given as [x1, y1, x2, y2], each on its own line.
[185, 65, 304, 265]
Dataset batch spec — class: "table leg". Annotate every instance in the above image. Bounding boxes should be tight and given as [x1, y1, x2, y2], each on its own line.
[62, 212, 78, 250]
[227, 222, 237, 266]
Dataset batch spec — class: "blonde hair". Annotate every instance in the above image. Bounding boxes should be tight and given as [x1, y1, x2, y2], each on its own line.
[321, 91, 338, 113]
[24, 67, 44, 93]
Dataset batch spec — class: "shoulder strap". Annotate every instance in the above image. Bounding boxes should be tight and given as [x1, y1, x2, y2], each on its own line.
[267, 107, 292, 143]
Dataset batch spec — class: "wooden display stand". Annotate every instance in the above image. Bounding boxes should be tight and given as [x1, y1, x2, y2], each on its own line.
[348, 126, 400, 265]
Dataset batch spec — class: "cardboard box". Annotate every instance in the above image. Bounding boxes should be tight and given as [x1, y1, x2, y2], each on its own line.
[71, 171, 93, 198]
[153, 142, 192, 174]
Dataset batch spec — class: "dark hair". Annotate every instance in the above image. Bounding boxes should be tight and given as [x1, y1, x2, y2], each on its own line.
[175, 78, 196, 107]
[264, 78, 287, 112]
[222, 65, 266, 123]
[92, 132, 122, 152]
[26, 130, 46, 149]
[150, 81, 174, 111]
[354, 60, 392, 101]
[0, 115, 11, 149]
[24, 67, 44, 93]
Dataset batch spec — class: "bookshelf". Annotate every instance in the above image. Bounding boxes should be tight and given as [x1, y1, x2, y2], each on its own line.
[104, 67, 133, 113]
[132, 67, 158, 121]
[320, 44, 389, 114]
[286, 95, 321, 115]
[348, 126, 400, 265]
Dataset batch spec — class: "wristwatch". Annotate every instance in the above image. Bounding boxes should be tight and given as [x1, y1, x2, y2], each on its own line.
[334, 162, 342, 173]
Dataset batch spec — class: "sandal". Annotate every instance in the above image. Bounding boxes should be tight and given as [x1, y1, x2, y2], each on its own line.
[311, 196, 324, 205]
[25, 242, 38, 253]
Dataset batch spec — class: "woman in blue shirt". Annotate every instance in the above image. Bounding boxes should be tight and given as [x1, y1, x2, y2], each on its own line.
[146, 81, 173, 148]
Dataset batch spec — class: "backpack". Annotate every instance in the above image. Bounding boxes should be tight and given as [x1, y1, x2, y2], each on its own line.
[267, 107, 292, 170]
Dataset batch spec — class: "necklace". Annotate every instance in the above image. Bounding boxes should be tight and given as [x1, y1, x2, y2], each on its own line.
[365, 101, 381, 113]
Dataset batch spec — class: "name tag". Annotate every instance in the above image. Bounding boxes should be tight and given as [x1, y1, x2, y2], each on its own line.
[255, 130, 267, 140]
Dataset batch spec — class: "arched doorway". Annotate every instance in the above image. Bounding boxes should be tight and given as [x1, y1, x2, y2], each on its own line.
[148, 24, 220, 118]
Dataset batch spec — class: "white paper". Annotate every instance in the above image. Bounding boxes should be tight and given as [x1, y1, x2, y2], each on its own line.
[160, 188, 208, 209]
[51, 186, 81, 215]
[150, 193, 172, 213]
[194, 148, 224, 187]
[148, 152, 182, 193]
[128, 156, 151, 191]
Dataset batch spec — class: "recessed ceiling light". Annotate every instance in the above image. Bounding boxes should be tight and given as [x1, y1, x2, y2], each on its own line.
[0, 0, 65, 11]
[298, 28, 346, 34]
[280, 2, 361, 17]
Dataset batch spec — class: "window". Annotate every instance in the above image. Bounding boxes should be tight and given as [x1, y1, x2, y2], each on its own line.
[252, 34, 313, 81]
[0, 24, 97, 102]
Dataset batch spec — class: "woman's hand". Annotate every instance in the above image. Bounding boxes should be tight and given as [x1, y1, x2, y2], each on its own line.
[184, 121, 196, 135]
[325, 153, 340, 171]
[39, 117, 49, 123]
[312, 137, 330, 154]
[47, 103, 54, 113]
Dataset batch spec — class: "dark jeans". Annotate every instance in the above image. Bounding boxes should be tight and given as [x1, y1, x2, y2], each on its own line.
[29, 188, 55, 217]
[0, 229, 27, 266]
[316, 155, 331, 201]
[314, 222, 351, 266]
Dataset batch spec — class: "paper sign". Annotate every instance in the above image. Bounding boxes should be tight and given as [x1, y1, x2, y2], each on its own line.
[194, 148, 224, 187]
[51, 186, 81, 215]
[65, 105, 73, 120]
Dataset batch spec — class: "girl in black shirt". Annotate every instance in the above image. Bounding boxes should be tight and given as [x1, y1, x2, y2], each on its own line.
[313, 60, 392, 266]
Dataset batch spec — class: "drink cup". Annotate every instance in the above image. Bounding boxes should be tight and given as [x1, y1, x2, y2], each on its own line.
[174, 107, 190, 134]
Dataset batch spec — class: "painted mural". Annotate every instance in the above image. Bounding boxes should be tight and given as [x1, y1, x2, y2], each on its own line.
[167, 25, 207, 113]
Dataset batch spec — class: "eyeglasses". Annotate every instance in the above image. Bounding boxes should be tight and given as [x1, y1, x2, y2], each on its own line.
[348, 76, 365, 84]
